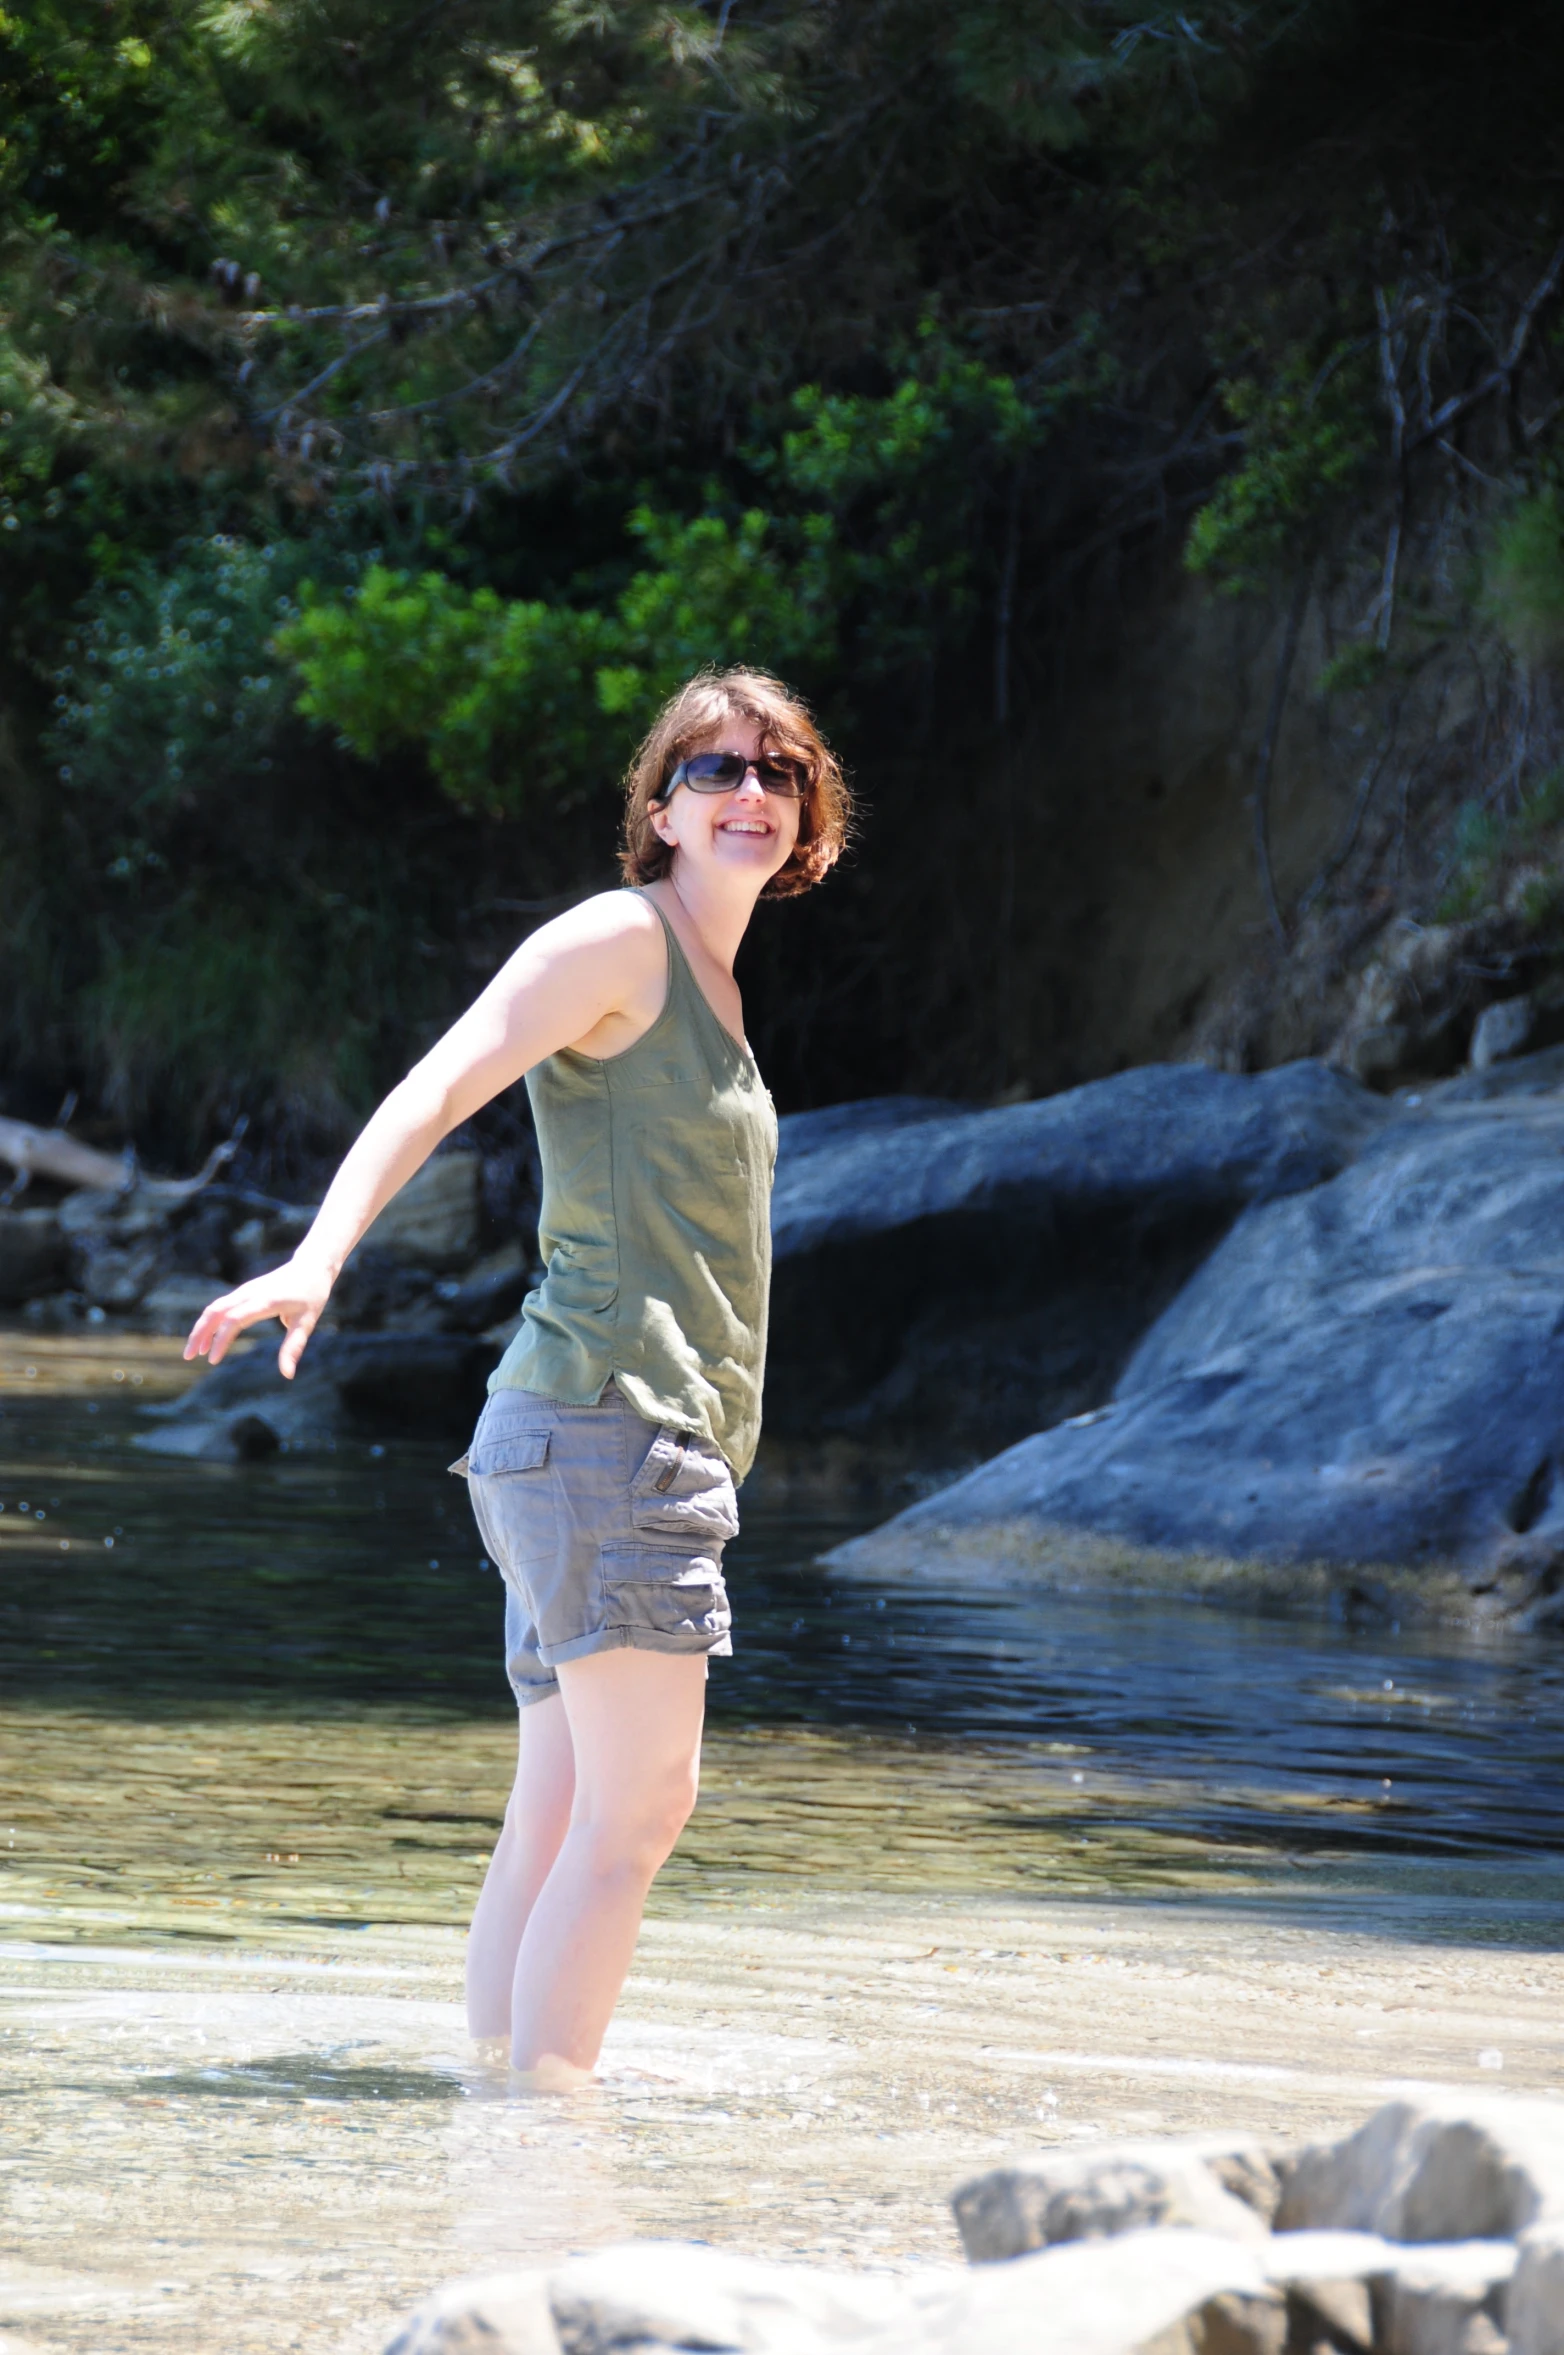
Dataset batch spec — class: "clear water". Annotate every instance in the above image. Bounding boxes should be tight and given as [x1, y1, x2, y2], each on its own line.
[3, 1333, 1564, 1935]
[5, 1334, 1564, 2355]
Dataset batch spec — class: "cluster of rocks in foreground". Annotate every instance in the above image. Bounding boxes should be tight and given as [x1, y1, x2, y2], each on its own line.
[387, 2094, 1564, 2355]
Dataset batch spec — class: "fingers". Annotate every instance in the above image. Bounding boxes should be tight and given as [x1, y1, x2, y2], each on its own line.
[278, 1309, 318, 1382]
[184, 1284, 287, 1367]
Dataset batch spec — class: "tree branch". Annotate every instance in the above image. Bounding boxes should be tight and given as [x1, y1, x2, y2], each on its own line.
[1252, 567, 1311, 952]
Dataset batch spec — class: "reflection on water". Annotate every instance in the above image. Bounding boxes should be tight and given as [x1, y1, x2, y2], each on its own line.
[3, 1331, 1564, 1940]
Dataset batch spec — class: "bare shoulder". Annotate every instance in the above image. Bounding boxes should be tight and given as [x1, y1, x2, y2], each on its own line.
[506, 888, 664, 989]
[525, 888, 661, 961]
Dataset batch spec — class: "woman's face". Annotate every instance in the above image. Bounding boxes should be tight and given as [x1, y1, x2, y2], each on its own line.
[649, 717, 802, 891]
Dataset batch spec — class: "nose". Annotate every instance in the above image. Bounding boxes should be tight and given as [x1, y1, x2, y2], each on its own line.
[730, 765, 768, 803]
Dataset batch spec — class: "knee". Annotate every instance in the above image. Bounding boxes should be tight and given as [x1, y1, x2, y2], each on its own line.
[578, 1764, 697, 1882]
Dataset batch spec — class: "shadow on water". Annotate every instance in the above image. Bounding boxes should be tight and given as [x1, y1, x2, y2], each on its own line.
[3, 1338, 1564, 1942]
[133, 2055, 471, 2103]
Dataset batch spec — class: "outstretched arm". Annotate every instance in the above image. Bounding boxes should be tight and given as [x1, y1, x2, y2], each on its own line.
[184, 892, 662, 1376]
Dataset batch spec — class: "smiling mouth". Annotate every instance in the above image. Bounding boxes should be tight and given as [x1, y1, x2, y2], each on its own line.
[719, 819, 773, 835]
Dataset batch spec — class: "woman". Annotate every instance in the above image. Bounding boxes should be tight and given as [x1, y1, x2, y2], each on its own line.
[186, 668, 850, 2088]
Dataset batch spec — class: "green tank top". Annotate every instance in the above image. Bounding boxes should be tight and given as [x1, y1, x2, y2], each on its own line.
[489, 893, 778, 1479]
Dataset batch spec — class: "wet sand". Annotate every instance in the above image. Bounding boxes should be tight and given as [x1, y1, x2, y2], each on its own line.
[4, 1885, 1564, 2355]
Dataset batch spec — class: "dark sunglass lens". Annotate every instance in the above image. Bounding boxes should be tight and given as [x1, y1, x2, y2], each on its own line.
[683, 754, 748, 791]
[755, 759, 806, 796]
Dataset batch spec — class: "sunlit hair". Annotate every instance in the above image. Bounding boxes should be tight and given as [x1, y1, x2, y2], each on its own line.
[618, 668, 851, 899]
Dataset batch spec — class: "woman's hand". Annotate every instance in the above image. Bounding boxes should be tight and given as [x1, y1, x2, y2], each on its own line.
[184, 1253, 336, 1378]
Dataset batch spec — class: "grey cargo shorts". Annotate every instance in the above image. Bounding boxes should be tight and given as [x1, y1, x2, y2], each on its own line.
[452, 1379, 736, 1708]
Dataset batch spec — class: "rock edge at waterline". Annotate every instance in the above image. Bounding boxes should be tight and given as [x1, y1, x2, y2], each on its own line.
[381, 2093, 1564, 2354]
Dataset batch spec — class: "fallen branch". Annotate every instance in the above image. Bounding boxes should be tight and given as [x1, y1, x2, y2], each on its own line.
[0, 1116, 131, 1195]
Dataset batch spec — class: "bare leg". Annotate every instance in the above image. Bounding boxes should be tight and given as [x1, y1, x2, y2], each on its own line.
[465, 1692, 576, 2042]
[509, 1648, 707, 2077]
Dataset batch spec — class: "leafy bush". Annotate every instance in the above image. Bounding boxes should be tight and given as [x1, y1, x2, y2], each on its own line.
[1486, 493, 1564, 668]
[1438, 767, 1564, 921]
[278, 355, 1058, 809]
[48, 535, 361, 827]
[1185, 352, 1377, 591]
[281, 507, 836, 815]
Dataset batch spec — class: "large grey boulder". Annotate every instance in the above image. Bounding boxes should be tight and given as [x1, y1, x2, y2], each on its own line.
[1275, 2097, 1564, 2241]
[828, 1091, 1564, 1622]
[953, 2137, 1272, 2260]
[1510, 2226, 1564, 2355]
[381, 2230, 1270, 2355]
[1376, 2241, 1515, 2355]
[886, 2228, 1270, 2355]
[765, 1063, 1386, 1455]
[384, 2240, 920, 2354]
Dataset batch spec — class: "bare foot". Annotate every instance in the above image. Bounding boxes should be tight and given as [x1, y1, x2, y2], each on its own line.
[509, 2051, 595, 2094]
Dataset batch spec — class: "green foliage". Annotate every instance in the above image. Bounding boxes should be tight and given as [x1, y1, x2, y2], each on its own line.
[281, 507, 834, 813]
[1437, 767, 1564, 922]
[1315, 642, 1388, 700]
[1185, 352, 1377, 591]
[49, 535, 342, 826]
[1485, 493, 1564, 668]
[277, 356, 1057, 809]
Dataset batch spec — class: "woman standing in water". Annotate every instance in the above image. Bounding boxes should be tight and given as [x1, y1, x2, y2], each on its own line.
[186, 669, 849, 2088]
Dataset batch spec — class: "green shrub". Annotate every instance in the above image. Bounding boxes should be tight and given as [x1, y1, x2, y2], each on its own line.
[49, 535, 358, 819]
[1186, 352, 1376, 592]
[1437, 766, 1564, 921]
[1486, 493, 1564, 668]
[278, 353, 1060, 810]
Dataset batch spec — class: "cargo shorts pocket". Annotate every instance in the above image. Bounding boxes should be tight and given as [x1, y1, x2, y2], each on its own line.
[628, 1428, 740, 1549]
[462, 1427, 556, 1574]
[601, 1548, 733, 1647]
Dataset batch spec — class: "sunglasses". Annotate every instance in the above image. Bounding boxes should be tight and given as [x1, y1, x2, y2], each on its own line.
[654, 751, 809, 802]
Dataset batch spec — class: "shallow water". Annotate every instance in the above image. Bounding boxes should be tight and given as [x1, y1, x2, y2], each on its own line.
[5, 1333, 1564, 1932]
[3, 1332, 1564, 2352]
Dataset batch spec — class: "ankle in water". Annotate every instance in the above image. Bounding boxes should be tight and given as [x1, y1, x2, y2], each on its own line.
[509, 2051, 595, 2094]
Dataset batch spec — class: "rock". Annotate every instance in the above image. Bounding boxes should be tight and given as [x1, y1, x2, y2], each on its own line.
[362, 1153, 481, 1271]
[382, 2267, 560, 2354]
[547, 2240, 913, 2352]
[953, 2139, 1270, 2261]
[1186, 2287, 1288, 2355]
[381, 2230, 1271, 2355]
[909, 2226, 1268, 2355]
[827, 1091, 1564, 1623]
[766, 1063, 1387, 1455]
[1208, 2148, 1284, 2229]
[1508, 2225, 1564, 2355]
[0, 1209, 65, 1304]
[1275, 2096, 1564, 2240]
[431, 1241, 531, 1335]
[138, 1331, 495, 1457]
[1470, 995, 1535, 1071]
[1377, 2241, 1515, 2355]
[1258, 2229, 1399, 2352]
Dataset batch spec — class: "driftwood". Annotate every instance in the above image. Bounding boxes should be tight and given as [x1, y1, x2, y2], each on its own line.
[0, 1115, 130, 1195]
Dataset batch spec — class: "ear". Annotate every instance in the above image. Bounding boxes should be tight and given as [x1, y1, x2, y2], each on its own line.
[647, 799, 677, 846]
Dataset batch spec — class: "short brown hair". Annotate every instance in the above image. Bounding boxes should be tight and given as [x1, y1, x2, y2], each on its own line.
[618, 668, 851, 899]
